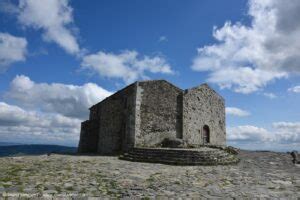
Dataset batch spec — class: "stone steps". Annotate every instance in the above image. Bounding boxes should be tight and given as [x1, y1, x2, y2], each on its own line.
[123, 154, 237, 163]
[125, 152, 230, 160]
[119, 147, 240, 166]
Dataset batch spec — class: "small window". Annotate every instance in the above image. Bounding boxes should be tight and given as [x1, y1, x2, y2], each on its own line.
[203, 125, 210, 144]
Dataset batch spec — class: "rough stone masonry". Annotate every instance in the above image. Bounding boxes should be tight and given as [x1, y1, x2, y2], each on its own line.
[78, 80, 226, 154]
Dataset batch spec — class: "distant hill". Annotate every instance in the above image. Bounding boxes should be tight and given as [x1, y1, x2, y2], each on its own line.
[0, 142, 23, 146]
[0, 144, 77, 157]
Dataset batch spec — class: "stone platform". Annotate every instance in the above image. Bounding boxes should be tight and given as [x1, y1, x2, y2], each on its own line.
[119, 147, 240, 165]
[1, 151, 299, 198]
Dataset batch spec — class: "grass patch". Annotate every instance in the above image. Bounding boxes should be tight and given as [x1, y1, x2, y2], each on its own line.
[65, 186, 74, 191]
[81, 160, 92, 163]
[79, 188, 86, 193]
[0, 177, 13, 183]
[146, 177, 155, 182]
[35, 183, 44, 192]
[54, 185, 62, 193]
[174, 180, 181, 185]
[7, 165, 23, 177]
[95, 174, 121, 197]
[146, 173, 161, 189]
[18, 185, 24, 193]
[0, 164, 23, 186]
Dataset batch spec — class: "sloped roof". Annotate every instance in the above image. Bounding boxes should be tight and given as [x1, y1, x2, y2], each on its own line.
[137, 79, 183, 92]
[90, 80, 224, 109]
[184, 83, 225, 102]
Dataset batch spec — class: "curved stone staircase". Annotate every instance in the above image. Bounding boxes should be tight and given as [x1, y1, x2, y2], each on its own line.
[119, 147, 240, 166]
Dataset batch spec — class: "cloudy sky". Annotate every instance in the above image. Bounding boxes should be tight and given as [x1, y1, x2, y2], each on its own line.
[0, 0, 299, 151]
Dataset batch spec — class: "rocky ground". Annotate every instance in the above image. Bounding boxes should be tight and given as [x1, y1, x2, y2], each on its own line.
[0, 150, 299, 199]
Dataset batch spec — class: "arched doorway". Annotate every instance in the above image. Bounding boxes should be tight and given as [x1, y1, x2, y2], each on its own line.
[203, 125, 210, 144]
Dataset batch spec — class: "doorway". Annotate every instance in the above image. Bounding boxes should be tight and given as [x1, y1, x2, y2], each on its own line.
[203, 125, 210, 144]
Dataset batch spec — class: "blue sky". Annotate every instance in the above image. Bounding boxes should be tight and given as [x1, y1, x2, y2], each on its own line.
[0, 0, 299, 151]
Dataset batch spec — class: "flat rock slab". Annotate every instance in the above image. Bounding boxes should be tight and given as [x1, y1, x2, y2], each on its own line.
[0, 150, 299, 199]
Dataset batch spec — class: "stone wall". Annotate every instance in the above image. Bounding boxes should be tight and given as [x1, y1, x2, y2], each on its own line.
[182, 84, 226, 146]
[135, 80, 183, 147]
[95, 83, 136, 154]
[78, 80, 226, 154]
[77, 120, 99, 153]
[78, 83, 136, 154]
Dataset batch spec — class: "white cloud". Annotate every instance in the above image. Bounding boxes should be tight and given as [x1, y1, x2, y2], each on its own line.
[0, 74, 113, 146]
[228, 122, 300, 151]
[17, 0, 80, 55]
[0, 102, 79, 127]
[288, 86, 300, 93]
[0, 102, 81, 146]
[192, 0, 300, 94]
[263, 92, 277, 99]
[81, 50, 174, 84]
[226, 107, 250, 117]
[272, 122, 300, 144]
[6, 75, 112, 119]
[227, 125, 273, 142]
[159, 36, 168, 42]
[0, 32, 27, 71]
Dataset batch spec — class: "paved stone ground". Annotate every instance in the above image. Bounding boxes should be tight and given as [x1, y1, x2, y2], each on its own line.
[0, 150, 299, 199]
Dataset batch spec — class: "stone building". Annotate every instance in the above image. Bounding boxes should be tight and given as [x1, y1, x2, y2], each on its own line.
[78, 80, 226, 154]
